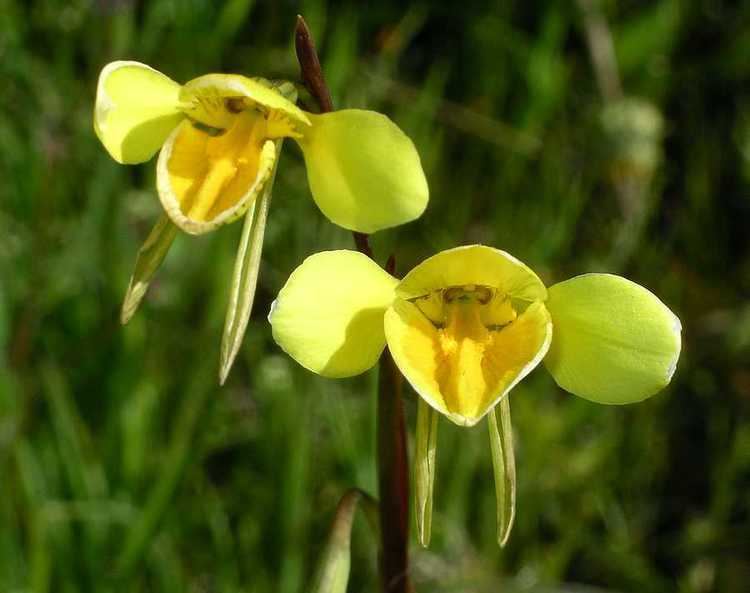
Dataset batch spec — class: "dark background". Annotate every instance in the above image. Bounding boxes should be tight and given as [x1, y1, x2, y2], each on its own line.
[1, 1, 749, 591]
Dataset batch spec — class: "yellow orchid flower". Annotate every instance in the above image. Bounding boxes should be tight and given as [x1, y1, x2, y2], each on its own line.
[268, 245, 682, 545]
[94, 61, 428, 234]
[94, 60, 428, 382]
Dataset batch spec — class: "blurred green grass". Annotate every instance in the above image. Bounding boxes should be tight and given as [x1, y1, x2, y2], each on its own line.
[1, 1, 749, 592]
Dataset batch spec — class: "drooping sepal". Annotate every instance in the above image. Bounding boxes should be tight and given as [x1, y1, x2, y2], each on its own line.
[121, 215, 179, 324]
[296, 110, 429, 233]
[488, 397, 516, 547]
[218, 140, 281, 384]
[414, 397, 438, 547]
[544, 273, 682, 404]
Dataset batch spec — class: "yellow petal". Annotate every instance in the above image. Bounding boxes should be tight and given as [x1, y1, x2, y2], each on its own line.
[156, 116, 277, 234]
[384, 299, 552, 426]
[396, 245, 547, 303]
[296, 110, 429, 233]
[269, 250, 398, 378]
[544, 273, 682, 404]
[180, 74, 310, 132]
[94, 61, 183, 164]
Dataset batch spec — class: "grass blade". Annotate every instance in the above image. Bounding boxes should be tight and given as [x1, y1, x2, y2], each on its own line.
[115, 366, 213, 577]
[311, 489, 378, 593]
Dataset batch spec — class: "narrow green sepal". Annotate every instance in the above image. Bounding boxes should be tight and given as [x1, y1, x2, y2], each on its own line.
[121, 215, 178, 325]
[415, 397, 438, 547]
[488, 397, 516, 547]
[311, 490, 379, 593]
[218, 140, 281, 384]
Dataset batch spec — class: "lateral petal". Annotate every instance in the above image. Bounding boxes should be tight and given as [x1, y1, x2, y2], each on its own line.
[269, 250, 398, 378]
[94, 61, 183, 164]
[544, 273, 682, 404]
[296, 110, 429, 233]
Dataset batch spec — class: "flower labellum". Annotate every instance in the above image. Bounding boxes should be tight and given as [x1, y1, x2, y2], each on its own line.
[385, 246, 552, 427]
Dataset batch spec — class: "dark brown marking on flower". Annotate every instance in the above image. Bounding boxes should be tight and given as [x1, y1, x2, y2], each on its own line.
[190, 120, 226, 137]
[224, 97, 247, 114]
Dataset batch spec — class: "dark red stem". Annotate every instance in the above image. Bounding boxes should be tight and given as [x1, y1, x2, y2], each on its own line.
[294, 16, 333, 112]
[377, 348, 412, 593]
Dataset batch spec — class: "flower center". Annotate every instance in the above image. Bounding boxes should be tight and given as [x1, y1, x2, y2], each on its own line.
[162, 91, 304, 225]
[165, 108, 269, 223]
[181, 93, 299, 139]
[409, 285, 519, 415]
[413, 285, 517, 330]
